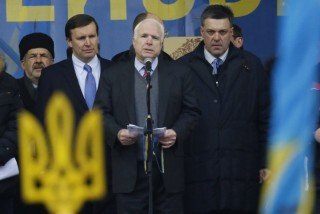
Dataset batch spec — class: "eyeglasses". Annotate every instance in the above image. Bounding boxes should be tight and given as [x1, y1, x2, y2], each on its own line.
[25, 53, 52, 61]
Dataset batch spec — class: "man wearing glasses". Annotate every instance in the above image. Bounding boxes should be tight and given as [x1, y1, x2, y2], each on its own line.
[18, 33, 54, 114]
[180, 4, 270, 213]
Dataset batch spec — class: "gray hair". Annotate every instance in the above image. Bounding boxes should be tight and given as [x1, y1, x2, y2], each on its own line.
[133, 18, 165, 42]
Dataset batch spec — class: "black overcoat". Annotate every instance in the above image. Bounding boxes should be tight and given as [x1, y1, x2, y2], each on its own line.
[180, 42, 270, 213]
[0, 71, 21, 195]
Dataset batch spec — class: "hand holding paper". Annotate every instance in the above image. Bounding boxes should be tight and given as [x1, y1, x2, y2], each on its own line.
[127, 124, 166, 137]
[117, 128, 139, 146]
[159, 129, 177, 149]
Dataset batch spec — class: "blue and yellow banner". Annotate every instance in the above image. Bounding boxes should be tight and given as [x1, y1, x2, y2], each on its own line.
[1, 0, 280, 76]
[260, 0, 320, 213]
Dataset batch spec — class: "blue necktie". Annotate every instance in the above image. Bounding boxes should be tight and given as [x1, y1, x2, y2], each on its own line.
[84, 64, 96, 109]
[212, 58, 223, 75]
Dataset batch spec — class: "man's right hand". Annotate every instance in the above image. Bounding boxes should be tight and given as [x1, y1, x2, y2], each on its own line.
[117, 129, 138, 145]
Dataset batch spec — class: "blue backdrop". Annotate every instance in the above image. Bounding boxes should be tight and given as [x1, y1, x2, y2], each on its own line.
[0, 0, 280, 77]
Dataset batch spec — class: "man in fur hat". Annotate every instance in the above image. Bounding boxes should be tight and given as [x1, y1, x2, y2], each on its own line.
[18, 32, 54, 114]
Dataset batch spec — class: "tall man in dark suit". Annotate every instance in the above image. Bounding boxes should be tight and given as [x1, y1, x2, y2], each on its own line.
[179, 5, 270, 213]
[95, 16, 200, 213]
[18, 33, 54, 114]
[0, 53, 22, 214]
[36, 14, 115, 214]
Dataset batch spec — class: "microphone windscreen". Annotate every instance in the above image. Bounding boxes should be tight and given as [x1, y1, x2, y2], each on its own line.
[144, 58, 152, 72]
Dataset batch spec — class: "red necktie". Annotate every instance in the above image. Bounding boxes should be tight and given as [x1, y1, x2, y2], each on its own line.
[143, 68, 150, 79]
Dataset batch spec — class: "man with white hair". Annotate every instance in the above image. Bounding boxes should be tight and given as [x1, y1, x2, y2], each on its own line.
[111, 12, 172, 62]
[95, 16, 200, 213]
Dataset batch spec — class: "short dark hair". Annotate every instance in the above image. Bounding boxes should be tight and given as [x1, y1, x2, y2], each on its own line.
[132, 13, 148, 31]
[232, 24, 243, 38]
[200, 4, 234, 26]
[65, 14, 99, 40]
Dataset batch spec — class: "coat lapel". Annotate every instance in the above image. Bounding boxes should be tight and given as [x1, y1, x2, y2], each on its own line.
[157, 60, 172, 127]
[121, 61, 136, 123]
[61, 60, 88, 111]
[188, 43, 219, 96]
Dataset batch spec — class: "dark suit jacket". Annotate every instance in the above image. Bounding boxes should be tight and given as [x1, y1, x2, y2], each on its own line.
[17, 76, 37, 114]
[36, 57, 112, 125]
[95, 58, 200, 193]
[36, 56, 115, 214]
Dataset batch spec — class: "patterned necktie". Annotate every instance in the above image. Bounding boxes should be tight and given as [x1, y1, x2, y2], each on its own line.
[143, 67, 150, 79]
[212, 58, 223, 75]
[84, 64, 96, 110]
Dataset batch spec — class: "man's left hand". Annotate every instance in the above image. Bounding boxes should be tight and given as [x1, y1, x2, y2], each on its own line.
[159, 129, 176, 149]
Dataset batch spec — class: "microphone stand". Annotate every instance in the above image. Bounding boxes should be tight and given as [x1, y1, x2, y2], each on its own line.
[144, 70, 154, 214]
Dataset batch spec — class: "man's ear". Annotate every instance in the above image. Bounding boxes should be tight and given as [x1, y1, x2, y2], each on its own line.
[67, 39, 72, 48]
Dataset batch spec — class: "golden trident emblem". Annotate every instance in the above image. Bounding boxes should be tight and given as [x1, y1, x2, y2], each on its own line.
[18, 92, 106, 214]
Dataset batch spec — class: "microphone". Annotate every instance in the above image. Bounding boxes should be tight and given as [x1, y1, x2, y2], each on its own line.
[144, 58, 152, 74]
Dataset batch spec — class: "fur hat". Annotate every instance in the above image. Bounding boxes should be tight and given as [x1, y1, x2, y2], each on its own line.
[19, 33, 54, 60]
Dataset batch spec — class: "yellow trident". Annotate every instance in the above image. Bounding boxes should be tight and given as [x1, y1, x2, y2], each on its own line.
[18, 92, 106, 214]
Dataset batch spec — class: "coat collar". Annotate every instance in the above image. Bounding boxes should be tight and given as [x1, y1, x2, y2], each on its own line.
[187, 42, 218, 94]
[187, 42, 244, 93]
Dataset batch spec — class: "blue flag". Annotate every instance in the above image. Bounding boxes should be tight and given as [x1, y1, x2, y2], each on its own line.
[260, 0, 320, 213]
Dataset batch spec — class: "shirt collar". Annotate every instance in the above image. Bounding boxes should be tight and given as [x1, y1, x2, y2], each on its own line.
[72, 54, 99, 71]
[204, 48, 229, 65]
[134, 57, 158, 73]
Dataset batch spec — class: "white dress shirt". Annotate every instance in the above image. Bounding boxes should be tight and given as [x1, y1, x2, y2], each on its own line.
[72, 54, 101, 97]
